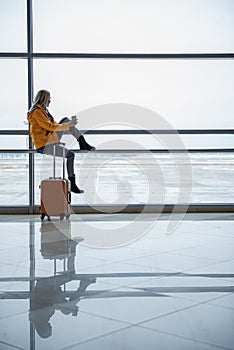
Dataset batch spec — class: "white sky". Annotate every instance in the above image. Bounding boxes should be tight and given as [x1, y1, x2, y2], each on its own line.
[33, 0, 234, 53]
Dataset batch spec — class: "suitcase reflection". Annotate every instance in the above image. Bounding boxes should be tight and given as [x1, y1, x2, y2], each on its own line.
[40, 220, 81, 272]
[29, 221, 96, 338]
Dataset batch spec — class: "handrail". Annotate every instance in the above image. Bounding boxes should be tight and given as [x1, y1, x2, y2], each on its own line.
[0, 149, 234, 153]
[1, 52, 234, 59]
[0, 204, 233, 215]
[0, 129, 234, 135]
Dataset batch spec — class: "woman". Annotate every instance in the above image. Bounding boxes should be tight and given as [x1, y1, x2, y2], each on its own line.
[27, 89, 95, 193]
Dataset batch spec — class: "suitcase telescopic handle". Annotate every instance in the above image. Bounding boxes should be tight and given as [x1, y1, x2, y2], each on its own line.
[52, 143, 66, 179]
[62, 144, 65, 179]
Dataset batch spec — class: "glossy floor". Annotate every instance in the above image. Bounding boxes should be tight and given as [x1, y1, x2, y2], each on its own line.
[0, 213, 233, 350]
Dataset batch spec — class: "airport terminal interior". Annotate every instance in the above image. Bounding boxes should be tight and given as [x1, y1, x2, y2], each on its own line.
[0, 1, 234, 349]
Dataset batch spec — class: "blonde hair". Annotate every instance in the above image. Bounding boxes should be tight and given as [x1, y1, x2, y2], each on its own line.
[33, 90, 50, 106]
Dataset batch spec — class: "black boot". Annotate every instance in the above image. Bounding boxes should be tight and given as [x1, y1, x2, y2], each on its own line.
[68, 175, 84, 194]
[78, 135, 96, 151]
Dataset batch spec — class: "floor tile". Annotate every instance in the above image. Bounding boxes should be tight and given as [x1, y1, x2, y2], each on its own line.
[66, 325, 217, 350]
[174, 238, 234, 261]
[207, 292, 234, 310]
[141, 303, 234, 349]
[79, 291, 196, 324]
[127, 251, 220, 272]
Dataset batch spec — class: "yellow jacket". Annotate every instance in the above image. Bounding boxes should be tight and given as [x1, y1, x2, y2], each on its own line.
[27, 104, 70, 149]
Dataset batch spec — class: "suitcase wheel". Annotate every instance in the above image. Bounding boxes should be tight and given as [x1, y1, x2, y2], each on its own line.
[60, 214, 65, 221]
[41, 213, 51, 221]
[65, 214, 70, 220]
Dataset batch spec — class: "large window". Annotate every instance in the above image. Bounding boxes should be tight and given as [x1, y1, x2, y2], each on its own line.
[0, 0, 233, 211]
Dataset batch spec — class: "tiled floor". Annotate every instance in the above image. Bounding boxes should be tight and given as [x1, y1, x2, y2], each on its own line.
[0, 213, 233, 350]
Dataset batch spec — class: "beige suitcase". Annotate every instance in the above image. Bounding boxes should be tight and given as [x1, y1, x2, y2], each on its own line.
[40, 143, 71, 221]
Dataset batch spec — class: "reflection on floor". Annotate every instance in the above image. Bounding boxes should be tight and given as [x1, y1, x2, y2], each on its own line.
[0, 213, 233, 350]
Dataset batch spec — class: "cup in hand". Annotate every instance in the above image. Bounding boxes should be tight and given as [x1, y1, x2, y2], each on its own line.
[71, 115, 77, 122]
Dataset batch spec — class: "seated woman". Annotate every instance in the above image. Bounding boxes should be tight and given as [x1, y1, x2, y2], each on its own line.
[27, 89, 95, 193]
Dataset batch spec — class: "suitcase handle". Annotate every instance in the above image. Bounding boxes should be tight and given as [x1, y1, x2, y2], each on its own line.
[52, 143, 66, 179]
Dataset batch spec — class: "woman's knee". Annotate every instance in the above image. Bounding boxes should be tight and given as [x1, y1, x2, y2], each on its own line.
[59, 117, 70, 124]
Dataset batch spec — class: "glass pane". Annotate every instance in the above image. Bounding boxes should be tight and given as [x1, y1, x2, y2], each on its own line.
[0, 153, 29, 205]
[0, 136, 29, 149]
[0, 60, 28, 129]
[0, 0, 27, 52]
[74, 152, 234, 205]
[33, 0, 234, 53]
[34, 59, 234, 130]
[61, 134, 234, 151]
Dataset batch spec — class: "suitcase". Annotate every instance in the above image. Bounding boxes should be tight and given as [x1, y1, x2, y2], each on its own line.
[40, 143, 71, 221]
